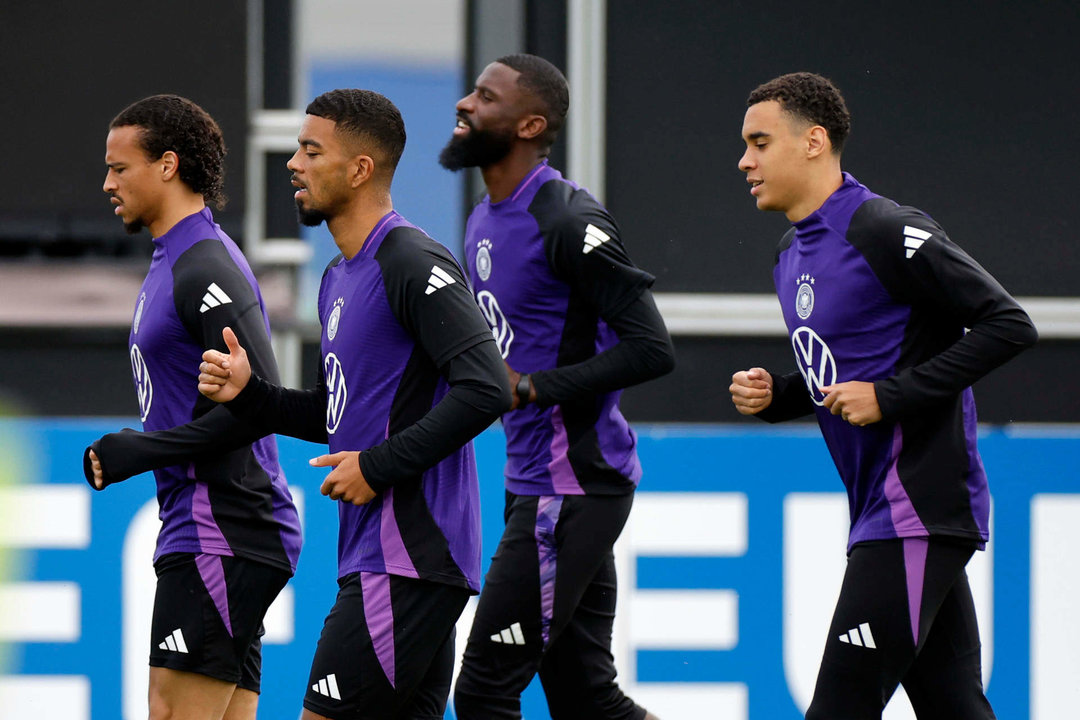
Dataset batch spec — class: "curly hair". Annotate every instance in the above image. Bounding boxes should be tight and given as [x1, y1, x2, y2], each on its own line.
[496, 54, 569, 150]
[110, 95, 227, 209]
[306, 89, 406, 176]
[747, 73, 851, 154]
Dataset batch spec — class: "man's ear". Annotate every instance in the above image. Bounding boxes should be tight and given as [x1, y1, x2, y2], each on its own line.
[806, 125, 830, 159]
[160, 150, 180, 181]
[518, 114, 548, 141]
[349, 154, 376, 188]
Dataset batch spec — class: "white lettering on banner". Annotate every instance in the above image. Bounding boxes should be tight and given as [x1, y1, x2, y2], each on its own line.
[782, 494, 993, 720]
[0, 676, 90, 720]
[1031, 494, 1080, 720]
[0, 485, 89, 548]
[613, 492, 749, 717]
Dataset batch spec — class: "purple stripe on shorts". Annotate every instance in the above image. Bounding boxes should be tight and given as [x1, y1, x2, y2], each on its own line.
[535, 495, 564, 647]
[884, 424, 928, 536]
[903, 537, 929, 647]
[547, 408, 584, 495]
[361, 572, 396, 688]
[195, 553, 233, 637]
[380, 489, 419, 578]
[192, 481, 234, 556]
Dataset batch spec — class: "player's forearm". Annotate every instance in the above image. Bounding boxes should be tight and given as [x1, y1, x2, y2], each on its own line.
[756, 370, 816, 423]
[225, 372, 329, 443]
[358, 340, 510, 492]
[530, 290, 675, 407]
[875, 308, 1037, 419]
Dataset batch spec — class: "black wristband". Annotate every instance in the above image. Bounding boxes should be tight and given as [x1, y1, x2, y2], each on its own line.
[516, 374, 532, 407]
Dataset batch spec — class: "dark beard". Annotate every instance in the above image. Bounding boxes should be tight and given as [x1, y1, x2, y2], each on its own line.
[123, 219, 144, 234]
[439, 126, 515, 171]
[296, 201, 329, 227]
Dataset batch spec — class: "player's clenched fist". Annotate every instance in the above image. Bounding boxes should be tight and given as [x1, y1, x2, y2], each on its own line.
[730, 367, 773, 415]
[199, 326, 252, 402]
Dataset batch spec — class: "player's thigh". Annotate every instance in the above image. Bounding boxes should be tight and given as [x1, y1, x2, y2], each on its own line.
[149, 553, 289, 690]
[303, 572, 468, 719]
[221, 687, 259, 720]
[545, 493, 634, 641]
[806, 540, 920, 719]
[903, 554, 994, 719]
[540, 555, 645, 720]
[148, 666, 235, 720]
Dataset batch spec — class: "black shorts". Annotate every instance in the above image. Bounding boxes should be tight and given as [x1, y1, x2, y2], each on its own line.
[455, 492, 646, 720]
[303, 572, 470, 720]
[149, 552, 291, 692]
[806, 537, 996, 720]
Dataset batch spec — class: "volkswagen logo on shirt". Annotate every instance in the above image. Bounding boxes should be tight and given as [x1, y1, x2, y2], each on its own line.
[476, 290, 514, 359]
[324, 353, 347, 434]
[130, 344, 153, 421]
[791, 326, 836, 406]
[476, 238, 493, 281]
[133, 292, 147, 335]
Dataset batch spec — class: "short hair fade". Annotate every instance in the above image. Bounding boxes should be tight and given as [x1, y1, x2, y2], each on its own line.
[305, 89, 407, 174]
[111, 95, 228, 209]
[496, 53, 569, 149]
[747, 72, 851, 153]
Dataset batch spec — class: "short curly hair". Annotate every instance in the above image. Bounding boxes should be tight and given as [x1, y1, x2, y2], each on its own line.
[110, 95, 227, 209]
[747, 72, 851, 154]
[306, 89, 406, 177]
[496, 54, 569, 150]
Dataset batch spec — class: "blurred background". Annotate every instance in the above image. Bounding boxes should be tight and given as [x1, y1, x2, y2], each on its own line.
[1, 1, 1077, 718]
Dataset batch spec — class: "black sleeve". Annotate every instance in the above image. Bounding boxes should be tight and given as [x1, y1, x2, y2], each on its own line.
[530, 289, 675, 407]
[539, 182, 656, 319]
[849, 202, 1038, 420]
[221, 368, 329, 444]
[354, 228, 512, 490]
[357, 338, 511, 492]
[84, 239, 281, 490]
[755, 370, 816, 423]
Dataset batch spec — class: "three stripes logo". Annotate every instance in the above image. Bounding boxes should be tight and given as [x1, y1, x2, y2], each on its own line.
[903, 225, 931, 259]
[311, 673, 341, 701]
[425, 265, 457, 295]
[581, 223, 611, 254]
[490, 622, 526, 645]
[199, 282, 233, 313]
[158, 628, 188, 653]
[838, 622, 876, 649]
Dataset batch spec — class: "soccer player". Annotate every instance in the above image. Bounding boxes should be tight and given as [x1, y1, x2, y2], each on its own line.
[440, 54, 674, 720]
[197, 88, 510, 720]
[730, 72, 1037, 718]
[85, 95, 302, 720]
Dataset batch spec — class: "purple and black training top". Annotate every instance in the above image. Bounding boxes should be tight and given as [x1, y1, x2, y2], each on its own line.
[760, 173, 1036, 551]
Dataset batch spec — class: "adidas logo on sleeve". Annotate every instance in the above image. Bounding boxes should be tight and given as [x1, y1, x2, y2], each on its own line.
[425, 265, 457, 295]
[199, 282, 233, 313]
[581, 223, 611, 254]
[903, 225, 931, 259]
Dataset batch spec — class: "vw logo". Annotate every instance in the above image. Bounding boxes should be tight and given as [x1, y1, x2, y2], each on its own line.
[476, 290, 514, 359]
[324, 353, 348, 435]
[791, 326, 836, 406]
[130, 344, 153, 422]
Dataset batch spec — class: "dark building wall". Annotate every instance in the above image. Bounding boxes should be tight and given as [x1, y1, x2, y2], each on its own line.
[0, 1, 250, 252]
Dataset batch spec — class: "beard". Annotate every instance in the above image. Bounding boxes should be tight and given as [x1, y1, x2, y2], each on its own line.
[296, 202, 330, 227]
[439, 125, 515, 171]
[123, 219, 144, 235]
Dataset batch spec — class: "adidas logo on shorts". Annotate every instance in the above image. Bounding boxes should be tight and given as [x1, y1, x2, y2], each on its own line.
[158, 628, 188, 653]
[311, 673, 341, 700]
